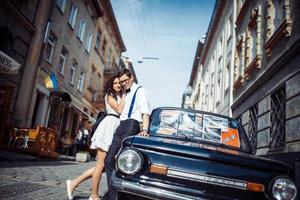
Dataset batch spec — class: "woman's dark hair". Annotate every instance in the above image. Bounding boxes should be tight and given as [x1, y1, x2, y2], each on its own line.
[103, 74, 121, 99]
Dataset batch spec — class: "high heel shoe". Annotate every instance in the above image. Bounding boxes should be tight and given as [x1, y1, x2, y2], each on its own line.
[66, 180, 73, 200]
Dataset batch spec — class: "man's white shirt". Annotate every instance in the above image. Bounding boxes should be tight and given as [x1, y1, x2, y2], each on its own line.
[120, 83, 151, 122]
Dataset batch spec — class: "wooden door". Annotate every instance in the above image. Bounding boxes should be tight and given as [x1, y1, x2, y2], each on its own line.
[0, 86, 14, 144]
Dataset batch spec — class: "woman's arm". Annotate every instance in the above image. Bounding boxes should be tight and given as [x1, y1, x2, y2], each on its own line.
[107, 94, 126, 114]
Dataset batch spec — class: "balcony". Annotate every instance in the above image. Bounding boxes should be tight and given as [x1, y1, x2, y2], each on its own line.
[104, 62, 120, 77]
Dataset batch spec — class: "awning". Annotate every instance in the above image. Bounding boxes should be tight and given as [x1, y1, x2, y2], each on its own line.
[0, 50, 21, 74]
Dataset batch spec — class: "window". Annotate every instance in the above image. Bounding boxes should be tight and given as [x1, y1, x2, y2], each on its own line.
[95, 31, 101, 50]
[264, 0, 291, 57]
[216, 61, 221, 104]
[269, 85, 286, 150]
[56, 0, 66, 13]
[101, 39, 106, 57]
[233, 35, 245, 89]
[238, 48, 243, 74]
[218, 38, 222, 57]
[224, 64, 230, 92]
[205, 84, 209, 110]
[57, 47, 68, 74]
[77, 20, 86, 42]
[77, 71, 85, 92]
[216, 78, 221, 104]
[273, 0, 283, 32]
[107, 48, 111, 63]
[44, 32, 56, 62]
[96, 73, 101, 91]
[89, 66, 96, 89]
[227, 17, 232, 42]
[68, 4, 78, 29]
[210, 73, 214, 96]
[245, 7, 262, 74]
[85, 32, 93, 53]
[201, 93, 205, 109]
[69, 60, 77, 85]
[250, 26, 257, 61]
[248, 104, 258, 153]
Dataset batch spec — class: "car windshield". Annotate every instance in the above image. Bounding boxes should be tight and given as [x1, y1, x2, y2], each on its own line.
[150, 108, 250, 152]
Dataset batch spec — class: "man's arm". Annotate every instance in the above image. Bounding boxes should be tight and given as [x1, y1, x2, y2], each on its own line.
[139, 113, 150, 137]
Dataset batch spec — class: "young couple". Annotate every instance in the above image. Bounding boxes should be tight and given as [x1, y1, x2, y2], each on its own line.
[66, 68, 151, 200]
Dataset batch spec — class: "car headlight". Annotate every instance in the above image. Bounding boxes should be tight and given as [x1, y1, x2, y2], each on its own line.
[117, 149, 142, 175]
[272, 178, 297, 200]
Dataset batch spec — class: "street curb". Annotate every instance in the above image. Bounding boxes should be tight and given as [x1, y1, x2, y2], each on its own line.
[0, 150, 78, 162]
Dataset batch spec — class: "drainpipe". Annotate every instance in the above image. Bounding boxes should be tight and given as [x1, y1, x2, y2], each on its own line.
[229, 0, 237, 117]
[14, 0, 53, 127]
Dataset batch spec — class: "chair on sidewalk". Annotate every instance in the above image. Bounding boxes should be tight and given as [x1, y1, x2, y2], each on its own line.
[9, 128, 28, 148]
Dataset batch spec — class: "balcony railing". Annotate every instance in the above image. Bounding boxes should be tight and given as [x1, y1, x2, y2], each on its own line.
[103, 61, 127, 77]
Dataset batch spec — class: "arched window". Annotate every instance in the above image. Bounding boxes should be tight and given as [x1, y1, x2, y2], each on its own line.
[273, 0, 283, 32]
[0, 27, 14, 54]
[250, 25, 257, 61]
[264, 0, 291, 57]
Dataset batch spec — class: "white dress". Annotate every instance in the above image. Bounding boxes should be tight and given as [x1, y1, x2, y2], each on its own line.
[90, 95, 120, 152]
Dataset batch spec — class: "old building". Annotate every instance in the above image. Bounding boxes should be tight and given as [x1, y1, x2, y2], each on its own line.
[188, 0, 235, 117]
[87, 0, 126, 114]
[0, 0, 126, 145]
[0, 0, 40, 144]
[31, 0, 126, 139]
[187, 0, 300, 165]
[232, 0, 300, 162]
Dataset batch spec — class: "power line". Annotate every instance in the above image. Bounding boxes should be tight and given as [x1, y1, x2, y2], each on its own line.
[113, 0, 143, 10]
[134, 31, 200, 38]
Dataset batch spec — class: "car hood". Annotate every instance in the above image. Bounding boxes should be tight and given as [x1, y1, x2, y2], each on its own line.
[125, 135, 289, 174]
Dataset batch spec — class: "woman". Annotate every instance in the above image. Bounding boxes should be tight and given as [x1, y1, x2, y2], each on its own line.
[66, 75, 126, 200]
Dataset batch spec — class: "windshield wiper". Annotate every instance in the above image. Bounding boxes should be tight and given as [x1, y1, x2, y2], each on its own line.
[156, 120, 191, 141]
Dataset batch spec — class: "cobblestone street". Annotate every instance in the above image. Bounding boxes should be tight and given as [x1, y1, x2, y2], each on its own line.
[0, 153, 108, 200]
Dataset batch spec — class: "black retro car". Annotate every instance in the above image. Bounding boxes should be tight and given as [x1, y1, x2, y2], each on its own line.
[111, 107, 298, 200]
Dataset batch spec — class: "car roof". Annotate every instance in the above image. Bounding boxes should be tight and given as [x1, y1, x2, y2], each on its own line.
[152, 107, 237, 121]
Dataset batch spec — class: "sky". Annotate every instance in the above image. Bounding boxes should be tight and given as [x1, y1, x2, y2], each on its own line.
[111, 0, 216, 109]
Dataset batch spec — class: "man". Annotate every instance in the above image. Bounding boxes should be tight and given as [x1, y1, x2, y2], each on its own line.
[103, 68, 151, 200]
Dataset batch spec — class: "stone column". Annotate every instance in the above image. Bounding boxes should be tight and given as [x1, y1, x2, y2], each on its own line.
[14, 0, 53, 127]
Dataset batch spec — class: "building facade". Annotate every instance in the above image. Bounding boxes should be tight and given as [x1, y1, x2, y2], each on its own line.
[0, 0, 40, 144]
[187, 0, 300, 164]
[232, 0, 300, 161]
[0, 0, 126, 144]
[188, 0, 235, 117]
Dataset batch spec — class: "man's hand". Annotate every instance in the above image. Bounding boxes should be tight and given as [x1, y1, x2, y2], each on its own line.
[138, 130, 149, 137]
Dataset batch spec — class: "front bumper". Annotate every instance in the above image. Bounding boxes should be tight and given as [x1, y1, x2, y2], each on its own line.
[111, 171, 211, 200]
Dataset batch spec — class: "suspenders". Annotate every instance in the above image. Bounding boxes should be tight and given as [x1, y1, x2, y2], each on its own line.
[128, 86, 142, 118]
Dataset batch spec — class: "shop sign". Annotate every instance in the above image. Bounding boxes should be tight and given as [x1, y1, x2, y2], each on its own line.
[0, 50, 21, 74]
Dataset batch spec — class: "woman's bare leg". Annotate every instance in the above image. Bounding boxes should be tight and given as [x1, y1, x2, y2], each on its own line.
[70, 166, 95, 192]
[90, 149, 106, 199]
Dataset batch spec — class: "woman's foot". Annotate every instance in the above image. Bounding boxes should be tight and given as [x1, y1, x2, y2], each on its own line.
[66, 180, 74, 200]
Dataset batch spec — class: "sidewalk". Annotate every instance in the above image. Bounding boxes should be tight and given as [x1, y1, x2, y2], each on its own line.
[0, 154, 105, 199]
[0, 150, 76, 162]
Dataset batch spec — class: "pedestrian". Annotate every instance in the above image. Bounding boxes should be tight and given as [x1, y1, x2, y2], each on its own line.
[75, 120, 89, 151]
[66, 74, 126, 200]
[59, 130, 74, 155]
[103, 68, 151, 200]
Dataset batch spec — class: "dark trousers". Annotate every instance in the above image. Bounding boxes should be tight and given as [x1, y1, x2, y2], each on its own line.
[104, 119, 140, 200]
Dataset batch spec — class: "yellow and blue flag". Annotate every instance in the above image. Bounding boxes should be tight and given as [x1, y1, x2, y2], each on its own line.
[45, 72, 58, 90]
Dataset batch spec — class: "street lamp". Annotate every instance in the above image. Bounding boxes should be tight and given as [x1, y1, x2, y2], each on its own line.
[137, 56, 159, 63]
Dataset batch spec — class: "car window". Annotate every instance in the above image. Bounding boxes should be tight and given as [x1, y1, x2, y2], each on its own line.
[150, 109, 250, 152]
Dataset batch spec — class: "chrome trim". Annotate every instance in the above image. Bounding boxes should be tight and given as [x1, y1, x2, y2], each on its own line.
[120, 180, 204, 200]
[167, 169, 247, 190]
